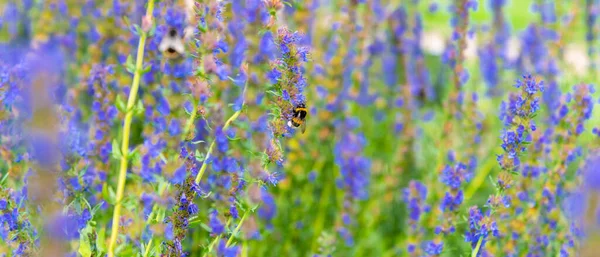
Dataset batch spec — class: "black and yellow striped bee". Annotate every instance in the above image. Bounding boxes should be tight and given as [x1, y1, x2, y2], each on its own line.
[287, 103, 307, 134]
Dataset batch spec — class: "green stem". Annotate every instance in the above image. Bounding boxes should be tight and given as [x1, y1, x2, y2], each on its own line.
[195, 139, 216, 184]
[182, 98, 199, 141]
[107, 1, 155, 256]
[141, 206, 157, 257]
[195, 109, 241, 184]
[141, 183, 168, 256]
[471, 236, 483, 257]
[226, 209, 250, 247]
[204, 235, 222, 257]
[204, 219, 233, 257]
[143, 239, 153, 257]
[194, 79, 247, 184]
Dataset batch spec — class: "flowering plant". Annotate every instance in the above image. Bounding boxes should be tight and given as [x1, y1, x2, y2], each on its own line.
[1, 1, 599, 257]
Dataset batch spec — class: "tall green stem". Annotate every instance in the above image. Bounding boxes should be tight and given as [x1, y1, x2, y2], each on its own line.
[204, 219, 233, 257]
[194, 78, 247, 184]
[108, 1, 155, 255]
[471, 236, 483, 257]
[182, 98, 199, 141]
[226, 209, 250, 247]
[143, 239, 153, 257]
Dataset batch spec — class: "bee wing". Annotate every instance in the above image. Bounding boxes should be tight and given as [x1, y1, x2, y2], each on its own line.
[172, 37, 185, 53]
[158, 37, 170, 52]
[300, 121, 306, 134]
[159, 35, 185, 54]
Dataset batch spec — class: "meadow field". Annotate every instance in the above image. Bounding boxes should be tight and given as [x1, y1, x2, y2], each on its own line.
[1, 0, 600, 256]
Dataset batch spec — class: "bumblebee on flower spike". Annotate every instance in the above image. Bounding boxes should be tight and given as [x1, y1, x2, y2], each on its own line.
[266, 27, 310, 137]
[288, 102, 307, 134]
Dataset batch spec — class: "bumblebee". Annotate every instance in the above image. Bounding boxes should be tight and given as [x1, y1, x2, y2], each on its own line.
[287, 103, 307, 133]
[159, 27, 186, 60]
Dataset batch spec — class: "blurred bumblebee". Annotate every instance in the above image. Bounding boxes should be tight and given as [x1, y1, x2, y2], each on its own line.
[288, 103, 307, 133]
[159, 27, 186, 60]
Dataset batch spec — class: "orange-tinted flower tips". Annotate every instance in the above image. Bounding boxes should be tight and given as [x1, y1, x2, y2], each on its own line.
[267, 137, 284, 166]
[241, 62, 249, 76]
[264, 0, 284, 12]
[199, 31, 219, 52]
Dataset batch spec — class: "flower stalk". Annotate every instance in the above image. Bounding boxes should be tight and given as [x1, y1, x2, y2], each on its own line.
[195, 77, 247, 185]
[226, 208, 250, 247]
[107, 0, 155, 255]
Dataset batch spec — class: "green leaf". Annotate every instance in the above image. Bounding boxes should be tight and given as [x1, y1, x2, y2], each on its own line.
[77, 166, 87, 177]
[78, 225, 92, 257]
[129, 147, 140, 162]
[122, 195, 137, 211]
[197, 22, 207, 33]
[266, 90, 281, 97]
[148, 23, 157, 37]
[189, 217, 203, 226]
[125, 55, 135, 74]
[200, 223, 212, 232]
[111, 139, 122, 160]
[91, 202, 103, 216]
[109, 186, 116, 204]
[0, 172, 9, 185]
[235, 199, 245, 210]
[134, 100, 144, 116]
[116, 95, 127, 112]
[158, 179, 169, 194]
[102, 184, 116, 205]
[73, 198, 83, 213]
[159, 153, 167, 164]
[101, 184, 109, 202]
[487, 175, 496, 186]
[133, 24, 142, 36]
[195, 152, 205, 162]
[140, 64, 152, 74]
[140, 243, 148, 257]
[121, 15, 130, 25]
